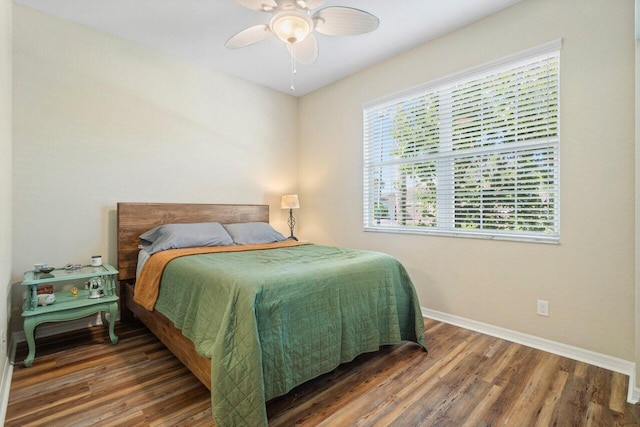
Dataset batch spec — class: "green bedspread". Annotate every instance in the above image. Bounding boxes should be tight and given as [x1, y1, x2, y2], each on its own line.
[153, 244, 426, 427]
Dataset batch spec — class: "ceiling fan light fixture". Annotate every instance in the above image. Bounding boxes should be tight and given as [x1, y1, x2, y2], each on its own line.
[229, 0, 379, 90]
[271, 12, 312, 44]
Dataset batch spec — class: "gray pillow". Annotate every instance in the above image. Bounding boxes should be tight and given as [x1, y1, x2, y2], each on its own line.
[223, 222, 286, 245]
[140, 222, 234, 255]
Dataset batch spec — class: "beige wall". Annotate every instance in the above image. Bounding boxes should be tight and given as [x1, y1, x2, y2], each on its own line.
[299, 0, 636, 361]
[11, 5, 298, 328]
[9, 0, 636, 363]
[1, 0, 12, 365]
[636, 0, 640, 390]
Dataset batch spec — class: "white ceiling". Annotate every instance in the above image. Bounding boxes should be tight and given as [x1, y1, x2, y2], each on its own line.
[14, 0, 522, 96]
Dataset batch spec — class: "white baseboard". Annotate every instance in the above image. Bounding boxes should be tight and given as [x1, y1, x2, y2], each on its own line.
[11, 313, 107, 345]
[421, 308, 637, 403]
[627, 370, 640, 403]
[0, 339, 14, 426]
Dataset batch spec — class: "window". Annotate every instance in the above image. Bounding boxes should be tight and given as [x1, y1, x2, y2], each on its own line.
[363, 41, 560, 243]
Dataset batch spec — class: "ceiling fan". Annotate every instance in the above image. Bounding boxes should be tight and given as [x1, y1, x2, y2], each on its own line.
[225, 0, 379, 88]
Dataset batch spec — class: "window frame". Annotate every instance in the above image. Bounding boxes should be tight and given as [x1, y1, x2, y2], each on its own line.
[362, 40, 561, 244]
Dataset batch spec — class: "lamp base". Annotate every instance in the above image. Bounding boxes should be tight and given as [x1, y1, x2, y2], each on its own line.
[287, 209, 297, 241]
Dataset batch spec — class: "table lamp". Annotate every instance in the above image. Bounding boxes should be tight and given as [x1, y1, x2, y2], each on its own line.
[281, 194, 300, 241]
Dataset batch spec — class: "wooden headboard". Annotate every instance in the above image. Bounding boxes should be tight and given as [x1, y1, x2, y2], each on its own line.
[117, 203, 270, 282]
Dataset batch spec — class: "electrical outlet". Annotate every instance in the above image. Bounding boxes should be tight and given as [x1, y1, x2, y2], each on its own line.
[537, 299, 549, 317]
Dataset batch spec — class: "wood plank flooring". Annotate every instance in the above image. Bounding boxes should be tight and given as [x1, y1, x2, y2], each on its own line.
[6, 318, 640, 426]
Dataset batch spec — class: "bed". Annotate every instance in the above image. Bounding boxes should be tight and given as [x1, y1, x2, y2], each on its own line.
[117, 202, 426, 426]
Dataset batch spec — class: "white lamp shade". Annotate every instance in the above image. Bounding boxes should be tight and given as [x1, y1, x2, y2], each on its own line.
[281, 194, 300, 209]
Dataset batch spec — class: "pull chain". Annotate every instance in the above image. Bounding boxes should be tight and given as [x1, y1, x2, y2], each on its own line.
[290, 44, 297, 91]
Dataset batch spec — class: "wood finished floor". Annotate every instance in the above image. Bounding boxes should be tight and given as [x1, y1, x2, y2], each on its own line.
[6, 318, 640, 426]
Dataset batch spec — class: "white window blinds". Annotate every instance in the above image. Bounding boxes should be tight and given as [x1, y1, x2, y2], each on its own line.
[363, 41, 560, 243]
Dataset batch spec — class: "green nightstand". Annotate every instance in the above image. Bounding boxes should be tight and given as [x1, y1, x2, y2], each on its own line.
[21, 264, 119, 367]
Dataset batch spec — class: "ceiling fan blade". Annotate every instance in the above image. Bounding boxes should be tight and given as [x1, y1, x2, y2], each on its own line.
[287, 33, 318, 65]
[295, 0, 325, 9]
[313, 7, 380, 36]
[225, 25, 273, 49]
[234, 0, 277, 12]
